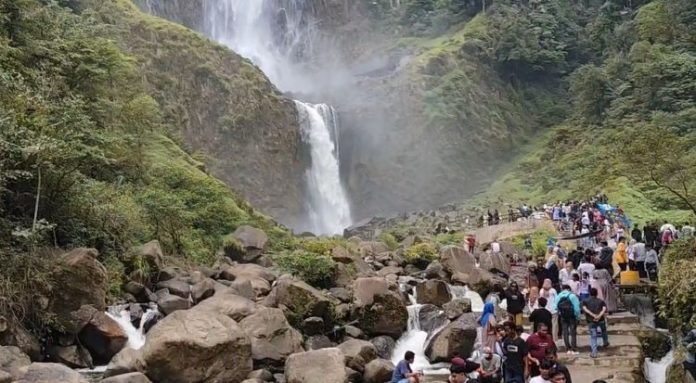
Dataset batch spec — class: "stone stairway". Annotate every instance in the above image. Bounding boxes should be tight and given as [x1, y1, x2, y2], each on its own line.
[556, 312, 644, 383]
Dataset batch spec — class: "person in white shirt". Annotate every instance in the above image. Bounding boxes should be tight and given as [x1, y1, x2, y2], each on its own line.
[559, 260, 574, 286]
[530, 360, 554, 383]
[577, 255, 595, 278]
[491, 240, 501, 255]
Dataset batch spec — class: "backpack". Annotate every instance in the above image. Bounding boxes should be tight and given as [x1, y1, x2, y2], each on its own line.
[558, 296, 575, 320]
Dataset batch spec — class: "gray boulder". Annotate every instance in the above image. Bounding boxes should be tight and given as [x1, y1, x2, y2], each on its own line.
[415, 279, 451, 306]
[12, 363, 88, 383]
[101, 372, 152, 383]
[285, 348, 347, 383]
[337, 339, 378, 373]
[443, 298, 472, 320]
[363, 358, 395, 383]
[239, 307, 304, 367]
[424, 312, 477, 363]
[370, 336, 396, 360]
[355, 293, 408, 338]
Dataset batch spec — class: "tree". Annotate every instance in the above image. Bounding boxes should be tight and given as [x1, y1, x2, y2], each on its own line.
[569, 64, 612, 124]
[624, 123, 696, 216]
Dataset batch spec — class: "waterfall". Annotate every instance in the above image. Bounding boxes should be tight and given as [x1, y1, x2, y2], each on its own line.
[296, 101, 352, 234]
[201, 0, 352, 234]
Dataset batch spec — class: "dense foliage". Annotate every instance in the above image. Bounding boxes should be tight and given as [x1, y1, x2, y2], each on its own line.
[0, 0, 291, 330]
[658, 238, 696, 330]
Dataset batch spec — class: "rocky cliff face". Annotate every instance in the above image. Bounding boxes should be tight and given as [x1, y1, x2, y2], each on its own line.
[117, 0, 307, 227]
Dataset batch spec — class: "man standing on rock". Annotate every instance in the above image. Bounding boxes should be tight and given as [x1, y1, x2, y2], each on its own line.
[392, 351, 422, 383]
[504, 282, 525, 326]
[526, 323, 556, 378]
[502, 323, 527, 383]
[581, 288, 610, 358]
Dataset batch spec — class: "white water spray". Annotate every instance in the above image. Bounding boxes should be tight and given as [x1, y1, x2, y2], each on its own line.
[106, 307, 159, 350]
[201, 0, 352, 234]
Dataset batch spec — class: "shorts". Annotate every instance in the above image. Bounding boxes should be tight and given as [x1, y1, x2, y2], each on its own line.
[397, 379, 410, 383]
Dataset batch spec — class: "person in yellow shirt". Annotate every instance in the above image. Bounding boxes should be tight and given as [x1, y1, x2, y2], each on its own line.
[615, 237, 628, 272]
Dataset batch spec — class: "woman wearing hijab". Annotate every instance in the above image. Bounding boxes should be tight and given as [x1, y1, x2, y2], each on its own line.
[526, 286, 540, 313]
[540, 278, 559, 341]
[479, 302, 497, 351]
[591, 269, 618, 313]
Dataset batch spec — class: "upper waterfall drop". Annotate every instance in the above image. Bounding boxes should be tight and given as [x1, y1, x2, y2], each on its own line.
[201, 0, 352, 234]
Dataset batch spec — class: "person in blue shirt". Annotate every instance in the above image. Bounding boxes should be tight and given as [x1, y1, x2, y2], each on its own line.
[392, 351, 422, 383]
[553, 284, 581, 354]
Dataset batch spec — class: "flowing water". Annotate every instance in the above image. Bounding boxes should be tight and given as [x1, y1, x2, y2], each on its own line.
[200, 0, 351, 234]
[391, 283, 485, 376]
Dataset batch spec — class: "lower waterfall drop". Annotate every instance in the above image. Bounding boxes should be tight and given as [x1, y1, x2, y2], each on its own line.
[295, 101, 352, 235]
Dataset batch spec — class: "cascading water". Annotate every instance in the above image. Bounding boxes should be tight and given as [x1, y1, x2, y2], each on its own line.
[106, 307, 159, 350]
[391, 282, 485, 376]
[201, 0, 352, 234]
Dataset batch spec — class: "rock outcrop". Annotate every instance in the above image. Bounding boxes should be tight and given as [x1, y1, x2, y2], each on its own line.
[284, 348, 347, 383]
[140, 309, 252, 383]
[424, 312, 478, 363]
[239, 307, 304, 367]
[354, 293, 408, 338]
[415, 279, 451, 306]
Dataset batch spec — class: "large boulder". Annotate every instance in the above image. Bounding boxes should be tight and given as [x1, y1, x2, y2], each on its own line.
[357, 242, 389, 258]
[352, 277, 389, 308]
[439, 246, 477, 275]
[101, 372, 152, 383]
[140, 309, 252, 383]
[225, 226, 268, 262]
[0, 346, 30, 379]
[193, 289, 257, 321]
[155, 292, 191, 315]
[363, 358, 395, 383]
[45, 345, 92, 369]
[424, 312, 478, 363]
[0, 322, 41, 361]
[191, 278, 216, 303]
[304, 336, 335, 350]
[137, 240, 164, 273]
[78, 311, 128, 364]
[285, 348, 347, 383]
[415, 279, 451, 306]
[417, 304, 448, 336]
[479, 251, 511, 275]
[48, 248, 107, 333]
[239, 307, 304, 367]
[355, 293, 408, 338]
[264, 278, 336, 325]
[443, 298, 472, 320]
[155, 278, 191, 299]
[12, 363, 88, 383]
[337, 339, 378, 373]
[370, 336, 396, 360]
[219, 264, 275, 297]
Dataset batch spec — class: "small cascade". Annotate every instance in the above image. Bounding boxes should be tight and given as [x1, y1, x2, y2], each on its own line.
[448, 285, 485, 312]
[391, 282, 486, 376]
[106, 306, 159, 350]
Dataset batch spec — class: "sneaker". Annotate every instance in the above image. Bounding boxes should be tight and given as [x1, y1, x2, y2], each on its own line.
[602, 343, 611, 348]
[572, 351, 580, 355]
[566, 350, 572, 355]
[590, 353, 598, 358]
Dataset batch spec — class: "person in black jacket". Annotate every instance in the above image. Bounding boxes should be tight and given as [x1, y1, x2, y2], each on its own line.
[598, 241, 614, 275]
[631, 226, 642, 243]
[504, 282, 526, 326]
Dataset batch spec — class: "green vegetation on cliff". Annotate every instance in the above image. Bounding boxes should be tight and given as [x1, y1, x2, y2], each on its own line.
[0, 0, 293, 329]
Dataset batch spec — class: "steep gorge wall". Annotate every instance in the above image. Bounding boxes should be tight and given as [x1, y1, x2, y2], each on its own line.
[102, 0, 308, 228]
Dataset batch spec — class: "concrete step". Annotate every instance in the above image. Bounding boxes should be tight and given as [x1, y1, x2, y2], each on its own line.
[559, 354, 642, 368]
[575, 322, 644, 336]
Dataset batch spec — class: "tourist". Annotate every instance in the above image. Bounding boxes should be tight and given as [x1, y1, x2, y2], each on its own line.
[631, 225, 642, 243]
[545, 348, 573, 383]
[614, 237, 628, 273]
[682, 327, 696, 380]
[568, 273, 580, 296]
[577, 254, 595, 280]
[681, 222, 695, 238]
[632, 240, 647, 277]
[502, 324, 527, 383]
[529, 359, 554, 383]
[477, 346, 502, 383]
[494, 326, 507, 360]
[517, 325, 530, 341]
[526, 323, 556, 377]
[559, 260, 574, 286]
[504, 282, 525, 326]
[526, 262, 540, 289]
[526, 286, 540, 313]
[644, 245, 660, 282]
[581, 288, 610, 358]
[553, 285, 581, 355]
[480, 302, 498, 351]
[392, 351, 423, 383]
[661, 226, 674, 252]
[578, 272, 591, 301]
[467, 234, 476, 254]
[545, 252, 561, 290]
[530, 297, 553, 333]
[591, 269, 617, 314]
[451, 351, 480, 375]
[598, 241, 614, 275]
[491, 239, 501, 256]
[540, 279, 559, 341]
[548, 368, 568, 383]
[448, 364, 470, 383]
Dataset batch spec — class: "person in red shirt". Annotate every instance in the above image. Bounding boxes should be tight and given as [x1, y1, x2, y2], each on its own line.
[467, 234, 476, 254]
[526, 323, 556, 378]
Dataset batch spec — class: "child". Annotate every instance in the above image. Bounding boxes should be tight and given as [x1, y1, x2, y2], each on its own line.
[578, 272, 591, 301]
